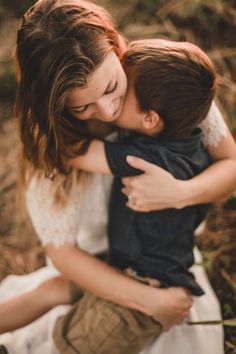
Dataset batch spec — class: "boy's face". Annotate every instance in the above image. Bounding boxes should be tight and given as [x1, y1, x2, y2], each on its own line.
[114, 81, 163, 136]
[114, 81, 143, 131]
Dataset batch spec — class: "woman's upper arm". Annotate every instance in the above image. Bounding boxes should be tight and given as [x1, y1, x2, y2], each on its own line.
[207, 129, 236, 161]
[200, 100, 236, 160]
[25, 176, 80, 247]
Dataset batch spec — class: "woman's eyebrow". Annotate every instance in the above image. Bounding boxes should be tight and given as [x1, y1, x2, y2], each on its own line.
[69, 78, 114, 109]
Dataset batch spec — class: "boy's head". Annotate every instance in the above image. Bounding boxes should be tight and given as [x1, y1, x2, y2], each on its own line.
[116, 39, 217, 139]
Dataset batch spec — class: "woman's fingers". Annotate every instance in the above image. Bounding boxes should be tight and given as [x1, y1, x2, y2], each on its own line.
[122, 156, 157, 188]
[121, 187, 131, 196]
[182, 310, 190, 318]
[122, 176, 136, 190]
[126, 155, 156, 173]
[126, 201, 151, 212]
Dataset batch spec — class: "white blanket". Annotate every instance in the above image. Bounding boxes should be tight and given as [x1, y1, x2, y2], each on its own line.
[0, 248, 224, 354]
[0, 168, 225, 354]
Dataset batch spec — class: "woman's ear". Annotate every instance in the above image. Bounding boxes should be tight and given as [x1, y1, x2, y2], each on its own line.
[141, 110, 163, 133]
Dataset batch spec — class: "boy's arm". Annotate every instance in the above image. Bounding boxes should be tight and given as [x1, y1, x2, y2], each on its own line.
[69, 140, 111, 174]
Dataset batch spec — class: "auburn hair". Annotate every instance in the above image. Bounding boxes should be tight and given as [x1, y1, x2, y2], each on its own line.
[16, 0, 126, 177]
[123, 39, 217, 139]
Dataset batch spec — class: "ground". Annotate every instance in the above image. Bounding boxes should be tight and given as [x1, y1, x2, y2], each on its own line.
[0, 0, 236, 352]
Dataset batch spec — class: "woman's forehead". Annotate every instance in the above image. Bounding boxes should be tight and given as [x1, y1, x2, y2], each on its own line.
[66, 52, 120, 108]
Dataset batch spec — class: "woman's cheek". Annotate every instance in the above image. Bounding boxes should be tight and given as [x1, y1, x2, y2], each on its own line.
[72, 110, 94, 121]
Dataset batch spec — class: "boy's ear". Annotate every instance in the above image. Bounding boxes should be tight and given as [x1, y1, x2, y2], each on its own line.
[141, 110, 163, 132]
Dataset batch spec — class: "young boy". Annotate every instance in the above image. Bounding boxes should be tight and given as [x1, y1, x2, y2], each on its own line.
[52, 39, 217, 354]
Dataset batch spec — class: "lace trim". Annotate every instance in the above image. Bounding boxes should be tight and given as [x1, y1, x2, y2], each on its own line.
[199, 101, 227, 147]
[26, 177, 79, 247]
[26, 174, 112, 251]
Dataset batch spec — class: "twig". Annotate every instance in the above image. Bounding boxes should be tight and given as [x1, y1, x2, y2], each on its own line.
[188, 318, 236, 326]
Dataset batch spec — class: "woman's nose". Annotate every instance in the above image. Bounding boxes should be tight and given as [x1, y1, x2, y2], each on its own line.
[96, 96, 115, 121]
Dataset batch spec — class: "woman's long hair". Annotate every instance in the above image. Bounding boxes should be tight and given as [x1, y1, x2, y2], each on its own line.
[15, 0, 126, 206]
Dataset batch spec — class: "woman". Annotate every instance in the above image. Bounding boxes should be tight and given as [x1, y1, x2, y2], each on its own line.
[0, 0, 234, 353]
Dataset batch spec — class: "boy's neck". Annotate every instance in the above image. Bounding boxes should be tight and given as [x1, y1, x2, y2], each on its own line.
[139, 127, 160, 137]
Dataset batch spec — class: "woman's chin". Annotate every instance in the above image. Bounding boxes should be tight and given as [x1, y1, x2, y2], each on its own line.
[86, 120, 115, 137]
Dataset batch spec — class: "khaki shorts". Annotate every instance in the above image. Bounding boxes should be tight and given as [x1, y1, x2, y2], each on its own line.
[53, 270, 162, 354]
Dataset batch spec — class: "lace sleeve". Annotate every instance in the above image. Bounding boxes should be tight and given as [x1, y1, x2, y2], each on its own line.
[199, 101, 228, 147]
[25, 177, 80, 247]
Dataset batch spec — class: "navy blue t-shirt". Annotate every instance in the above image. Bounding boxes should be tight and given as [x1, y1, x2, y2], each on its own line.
[104, 129, 211, 296]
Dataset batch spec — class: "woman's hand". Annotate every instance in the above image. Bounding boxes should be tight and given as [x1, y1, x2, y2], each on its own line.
[122, 129, 236, 212]
[46, 243, 192, 331]
[147, 287, 193, 331]
[122, 156, 186, 211]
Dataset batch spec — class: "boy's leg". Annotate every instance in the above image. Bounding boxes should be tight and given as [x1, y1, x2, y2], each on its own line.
[0, 276, 81, 334]
[53, 292, 162, 354]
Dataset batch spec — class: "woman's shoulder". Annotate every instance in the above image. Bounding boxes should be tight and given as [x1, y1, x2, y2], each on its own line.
[199, 101, 227, 147]
[25, 175, 81, 247]
[25, 173, 112, 250]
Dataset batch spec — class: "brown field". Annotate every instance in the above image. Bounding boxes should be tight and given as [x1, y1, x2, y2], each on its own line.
[0, 0, 236, 352]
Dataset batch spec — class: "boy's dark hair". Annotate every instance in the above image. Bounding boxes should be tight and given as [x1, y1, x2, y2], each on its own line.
[123, 39, 217, 139]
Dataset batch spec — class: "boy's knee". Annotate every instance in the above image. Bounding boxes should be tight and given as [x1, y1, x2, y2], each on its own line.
[54, 294, 161, 354]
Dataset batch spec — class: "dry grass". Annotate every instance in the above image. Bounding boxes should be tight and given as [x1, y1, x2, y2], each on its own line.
[0, 1, 236, 352]
[196, 201, 236, 353]
[0, 114, 45, 281]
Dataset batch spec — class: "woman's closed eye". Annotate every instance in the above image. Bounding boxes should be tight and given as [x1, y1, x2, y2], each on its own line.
[71, 82, 118, 115]
[74, 105, 89, 114]
[105, 81, 118, 95]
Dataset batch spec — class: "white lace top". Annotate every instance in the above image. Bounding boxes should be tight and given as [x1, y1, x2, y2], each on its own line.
[26, 174, 112, 253]
[26, 102, 228, 249]
[199, 101, 227, 147]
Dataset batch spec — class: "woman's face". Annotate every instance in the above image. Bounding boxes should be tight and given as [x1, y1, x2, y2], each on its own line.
[66, 51, 127, 122]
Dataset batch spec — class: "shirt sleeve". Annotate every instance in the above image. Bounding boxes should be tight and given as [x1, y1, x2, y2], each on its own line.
[25, 176, 80, 247]
[199, 101, 227, 147]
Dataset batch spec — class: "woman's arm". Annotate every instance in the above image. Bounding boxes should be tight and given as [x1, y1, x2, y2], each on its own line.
[69, 140, 110, 174]
[122, 126, 236, 211]
[25, 168, 191, 331]
[46, 243, 192, 331]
